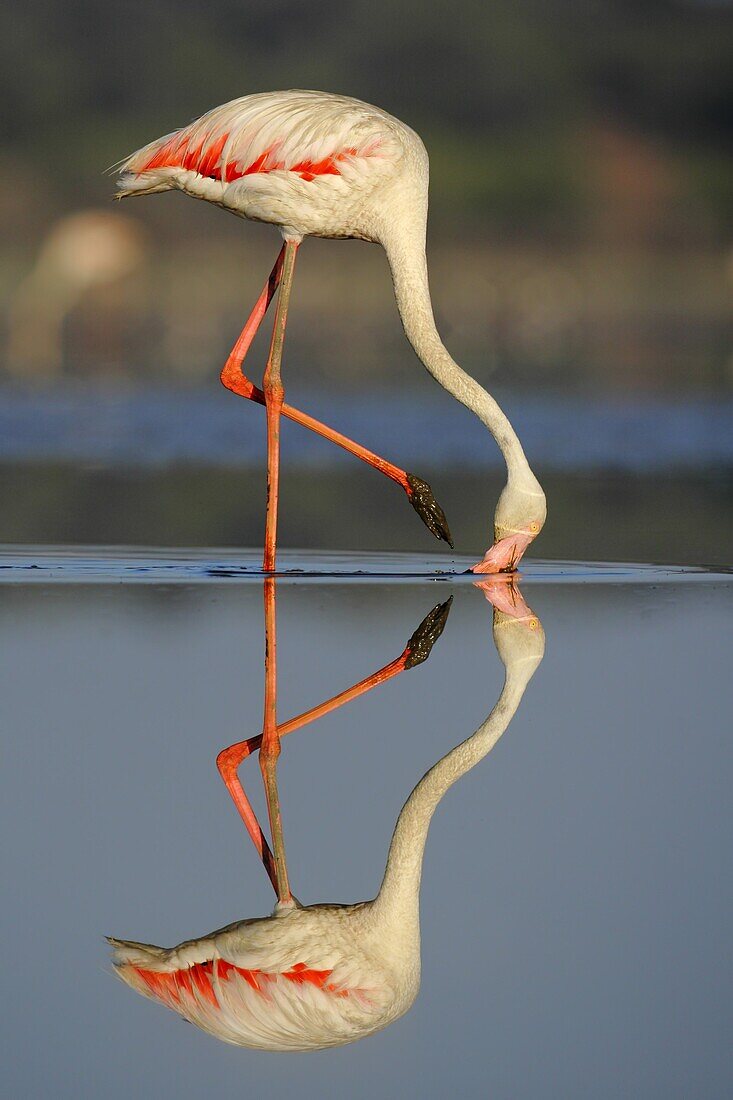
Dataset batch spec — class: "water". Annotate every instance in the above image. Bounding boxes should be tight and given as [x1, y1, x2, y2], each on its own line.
[1, 385, 731, 472]
[2, 552, 732, 1097]
[0, 547, 725, 583]
[2, 384, 731, 568]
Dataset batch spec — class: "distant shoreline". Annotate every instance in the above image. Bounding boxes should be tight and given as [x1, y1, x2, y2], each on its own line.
[0, 385, 730, 474]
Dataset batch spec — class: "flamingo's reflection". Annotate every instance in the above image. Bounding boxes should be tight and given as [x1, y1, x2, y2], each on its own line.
[109, 579, 544, 1051]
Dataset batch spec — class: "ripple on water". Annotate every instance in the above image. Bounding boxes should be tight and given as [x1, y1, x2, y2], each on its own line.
[0, 546, 728, 584]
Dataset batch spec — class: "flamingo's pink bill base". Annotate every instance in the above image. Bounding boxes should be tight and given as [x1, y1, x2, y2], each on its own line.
[471, 530, 535, 574]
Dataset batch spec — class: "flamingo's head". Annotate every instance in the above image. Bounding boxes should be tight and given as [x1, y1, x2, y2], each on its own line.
[492, 592, 545, 673]
[473, 479, 546, 574]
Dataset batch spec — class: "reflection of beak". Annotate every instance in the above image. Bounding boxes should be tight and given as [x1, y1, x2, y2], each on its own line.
[473, 575, 533, 619]
[471, 530, 534, 574]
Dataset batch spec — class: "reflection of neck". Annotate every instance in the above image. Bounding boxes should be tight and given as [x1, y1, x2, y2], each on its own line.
[370, 654, 537, 958]
[382, 220, 536, 489]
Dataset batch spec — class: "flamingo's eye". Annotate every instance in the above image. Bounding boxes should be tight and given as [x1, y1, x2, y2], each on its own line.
[530, 522, 539, 533]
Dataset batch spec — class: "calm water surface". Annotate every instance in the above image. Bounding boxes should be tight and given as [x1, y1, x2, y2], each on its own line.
[1, 552, 731, 1098]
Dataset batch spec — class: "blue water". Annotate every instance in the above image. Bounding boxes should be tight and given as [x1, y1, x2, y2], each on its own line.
[1, 555, 732, 1097]
[1, 385, 731, 472]
[0, 547, 728, 584]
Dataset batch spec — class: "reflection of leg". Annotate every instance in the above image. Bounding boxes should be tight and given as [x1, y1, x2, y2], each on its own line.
[216, 737, 278, 895]
[262, 241, 298, 573]
[216, 599, 452, 897]
[220, 249, 451, 548]
[216, 653, 407, 899]
[258, 577, 292, 905]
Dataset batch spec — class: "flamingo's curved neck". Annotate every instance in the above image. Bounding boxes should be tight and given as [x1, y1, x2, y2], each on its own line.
[370, 653, 538, 955]
[382, 220, 539, 492]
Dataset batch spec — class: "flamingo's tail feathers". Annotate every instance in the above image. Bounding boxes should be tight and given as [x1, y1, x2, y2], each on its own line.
[115, 173, 175, 200]
[106, 936, 169, 969]
[114, 131, 184, 199]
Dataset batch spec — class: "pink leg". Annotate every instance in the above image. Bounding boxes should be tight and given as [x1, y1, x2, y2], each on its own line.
[215, 651, 409, 898]
[219, 245, 285, 402]
[216, 598, 452, 897]
[216, 737, 278, 895]
[258, 577, 292, 903]
[261, 241, 298, 573]
[220, 250, 452, 548]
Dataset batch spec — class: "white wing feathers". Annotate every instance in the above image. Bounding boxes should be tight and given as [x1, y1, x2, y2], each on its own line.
[118, 90, 399, 194]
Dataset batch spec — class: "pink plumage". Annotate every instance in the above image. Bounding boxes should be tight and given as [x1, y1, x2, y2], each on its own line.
[109, 906, 394, 1052]
[117, 90, 408, 243]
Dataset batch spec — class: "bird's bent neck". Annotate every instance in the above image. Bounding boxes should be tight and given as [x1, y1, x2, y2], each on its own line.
[380, 219, 539, 493]
[367, 656, 537, 966]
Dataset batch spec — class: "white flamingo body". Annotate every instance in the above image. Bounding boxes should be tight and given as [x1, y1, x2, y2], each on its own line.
[118, 90, 547, 568]
[118, 90, 420, 245]
[110, 904, 410, 1051]
[110, 599, 544, 1051]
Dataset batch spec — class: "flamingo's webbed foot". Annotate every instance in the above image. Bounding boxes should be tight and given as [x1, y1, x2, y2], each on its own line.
[406, 473, 453, 548]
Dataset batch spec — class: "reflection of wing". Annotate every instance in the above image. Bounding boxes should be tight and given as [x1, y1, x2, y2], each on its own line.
[109, 905, 391, 1051]
[117, 90, 398, 197]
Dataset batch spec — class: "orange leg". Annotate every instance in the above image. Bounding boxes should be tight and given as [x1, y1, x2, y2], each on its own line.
[258, 576, 291, 902]
[261, 241, 298, 573]
[220, 249, 452, 549]
[216, 597, 452, 898]
[216, 744, 278, 895]
[219, 245, 285, 403]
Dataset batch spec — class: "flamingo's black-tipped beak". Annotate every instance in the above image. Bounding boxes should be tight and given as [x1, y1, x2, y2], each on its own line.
[404, 596, 453, 668]
[406, 473, 453, 548]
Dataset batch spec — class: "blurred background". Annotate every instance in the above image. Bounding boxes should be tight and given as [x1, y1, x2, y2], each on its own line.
[1, 0, 731, 563]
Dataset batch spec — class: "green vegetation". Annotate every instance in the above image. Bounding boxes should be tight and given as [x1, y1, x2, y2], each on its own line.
[2, 1, 731, 392]
[1, 0, 731, 235]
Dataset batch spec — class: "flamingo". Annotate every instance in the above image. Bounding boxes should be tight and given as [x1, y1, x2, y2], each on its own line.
[109, 580, 544, 1051]
[116, 90, 546, 573]
[7, 210, 146, 379]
